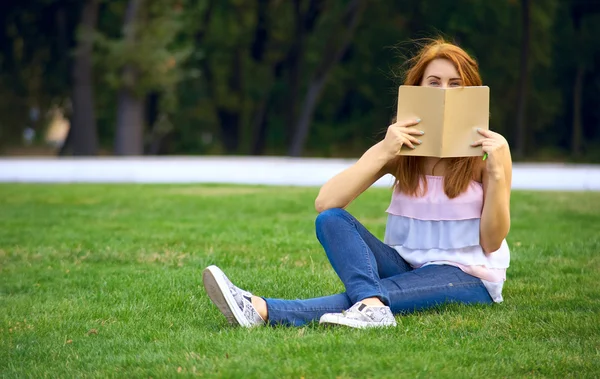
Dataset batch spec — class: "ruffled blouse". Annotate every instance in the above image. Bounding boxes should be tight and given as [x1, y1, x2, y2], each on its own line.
[384, 175, 510, 302]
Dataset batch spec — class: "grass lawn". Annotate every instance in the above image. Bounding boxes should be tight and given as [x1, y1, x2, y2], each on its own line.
[1, 183, 599, 378]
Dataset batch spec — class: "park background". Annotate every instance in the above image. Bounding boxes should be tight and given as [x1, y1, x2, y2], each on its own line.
[1, 0, 599, 162]
[1, 1, 600, 378]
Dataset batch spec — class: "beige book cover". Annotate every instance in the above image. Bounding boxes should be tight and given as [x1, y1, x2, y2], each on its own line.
[395, 85, 490, 157]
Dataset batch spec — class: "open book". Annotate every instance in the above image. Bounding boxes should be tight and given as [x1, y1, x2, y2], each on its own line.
[395, 85, 490, 157]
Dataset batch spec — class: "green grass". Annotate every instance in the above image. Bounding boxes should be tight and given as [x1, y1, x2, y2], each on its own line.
[1, 184, 599, 378]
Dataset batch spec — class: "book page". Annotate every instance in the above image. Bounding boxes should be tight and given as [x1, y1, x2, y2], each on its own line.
[442, 86, 490, 157]
[396, 86, 445, 157]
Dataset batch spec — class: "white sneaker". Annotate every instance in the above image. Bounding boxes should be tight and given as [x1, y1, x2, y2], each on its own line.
[319, 302, 397, 329]
[202, 265, 265, 327]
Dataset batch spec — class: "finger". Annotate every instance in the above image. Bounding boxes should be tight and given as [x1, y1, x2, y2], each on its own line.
[476, 128, 493, 137]
[480, 143, 497, 153]
[472, 139, 497, 147]
[471, 138, 486, 147]
[402, 128, 425, 136]
[395, 118, 421, 128]
[405, 135, 422, 145]
[401, 136, 415, 149]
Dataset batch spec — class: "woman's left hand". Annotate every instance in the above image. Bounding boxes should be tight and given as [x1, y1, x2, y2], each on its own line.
[471, 128, 511, 180]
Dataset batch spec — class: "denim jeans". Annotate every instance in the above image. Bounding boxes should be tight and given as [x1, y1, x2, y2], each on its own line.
[264, 208, 493, 326]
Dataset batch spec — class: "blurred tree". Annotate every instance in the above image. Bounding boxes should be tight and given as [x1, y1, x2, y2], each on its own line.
[571, 5, 585, 158]
[64, 0, 99, 155]
[95, 0, 190, 155]
[114, 0, 144, 155]
[1, 0, 599, 161]
[570, 0, 600, 158]
[281, 0, 324, 151]
[0, 0, 79, 149]
[515, 0, 531, 159]
[191, 0, 247, 154]
[288, 0, 365, 157]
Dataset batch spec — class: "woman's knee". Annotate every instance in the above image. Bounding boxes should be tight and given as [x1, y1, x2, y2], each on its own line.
[315, 208, 354, 239]
[315, 208, 352, 233]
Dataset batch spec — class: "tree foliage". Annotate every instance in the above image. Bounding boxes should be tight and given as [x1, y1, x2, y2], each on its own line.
[0, 0, 599, 161]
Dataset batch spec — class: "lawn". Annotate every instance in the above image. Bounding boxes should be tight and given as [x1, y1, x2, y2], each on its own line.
[1, 184, 599, 378]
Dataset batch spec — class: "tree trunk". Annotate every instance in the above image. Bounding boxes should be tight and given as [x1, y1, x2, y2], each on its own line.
[248, 0, 273, 155]
[249, 0, 322, 155]
[201, 44, 243, 154]
[70, 0, 99, 155]
[289, 80, 326, 157]
[288, 0, 364, 157]
[250, 95, 270, 155]
[115, 87, 145, 155]
[218, 48, 243, 154]
[284, 1, 305, 147]
[514, 0, 530, 159]
[114, 0, 144, 155]
[571, 63, 585, 158]
[571, 8, 586, 158]
[284, 0, 323, 147]
[218, 109, 241, 153]
[144, 92, 161, 154]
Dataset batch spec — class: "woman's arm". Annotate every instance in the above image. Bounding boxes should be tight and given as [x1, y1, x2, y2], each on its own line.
[472, 129, 512, 253]
[315, 141, 393, 212]
[315, 119, 423, 213]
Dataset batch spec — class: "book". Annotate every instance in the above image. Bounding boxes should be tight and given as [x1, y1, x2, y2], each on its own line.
[395, 85, 490, 157]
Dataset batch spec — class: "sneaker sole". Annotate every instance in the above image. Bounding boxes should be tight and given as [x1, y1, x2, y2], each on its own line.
[202, 265, 251, 327]
[319, 314, 396, 329]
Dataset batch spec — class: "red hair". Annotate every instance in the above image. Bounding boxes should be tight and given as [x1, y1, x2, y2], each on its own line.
[392, 38, 482, 198]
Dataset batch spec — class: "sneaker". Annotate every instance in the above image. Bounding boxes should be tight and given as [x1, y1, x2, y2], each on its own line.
[202, 265, 265, 327]
[319, 302, 397, 329]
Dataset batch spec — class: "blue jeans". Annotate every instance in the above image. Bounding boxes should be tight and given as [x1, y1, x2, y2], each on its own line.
[264, 208, 493, 326]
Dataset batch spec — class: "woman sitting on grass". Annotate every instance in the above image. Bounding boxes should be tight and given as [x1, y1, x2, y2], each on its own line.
[202, 38, 512, 329]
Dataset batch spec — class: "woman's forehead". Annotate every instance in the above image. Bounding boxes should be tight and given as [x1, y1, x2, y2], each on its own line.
[423, 58, 460, 77]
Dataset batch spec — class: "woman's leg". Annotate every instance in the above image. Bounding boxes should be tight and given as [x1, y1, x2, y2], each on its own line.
[382, 264, 493, 314]
[204, 263, 491, 327]
[263, 265, 492, 327]
[205, 208, 420, 328]
[264, 293, 352, 327]
[260, 208, 411, 327]
[203, 265, 352, 328]
[315, 208, 412, 306]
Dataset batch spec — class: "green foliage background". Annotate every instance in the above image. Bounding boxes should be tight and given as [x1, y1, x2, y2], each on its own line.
[0, 0, 599, 160]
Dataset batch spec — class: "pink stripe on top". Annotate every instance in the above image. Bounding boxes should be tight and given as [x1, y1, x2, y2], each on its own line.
[386, 175, 483, 221]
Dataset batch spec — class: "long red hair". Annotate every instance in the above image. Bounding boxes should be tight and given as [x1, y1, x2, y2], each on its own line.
[392, 38, 483, 199]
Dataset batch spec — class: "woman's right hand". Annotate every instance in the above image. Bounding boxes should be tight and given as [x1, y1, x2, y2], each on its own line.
[381, 118, 424, 157]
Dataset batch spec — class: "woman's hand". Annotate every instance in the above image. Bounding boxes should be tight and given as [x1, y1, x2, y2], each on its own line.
[471, 128, 511, 180]
[381, 118, 424, 158]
